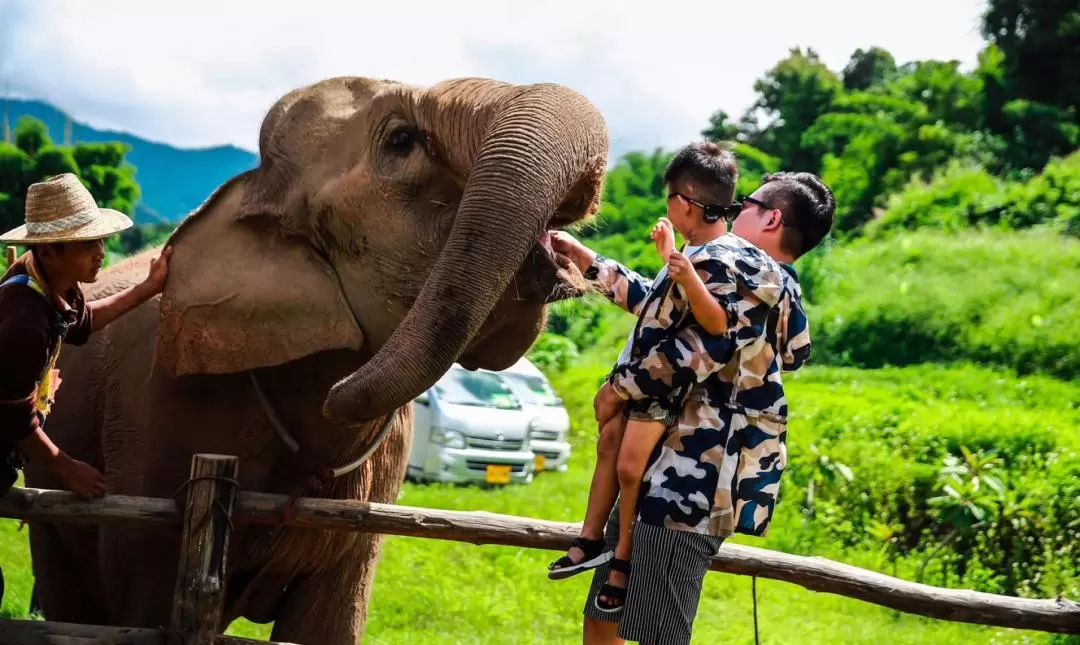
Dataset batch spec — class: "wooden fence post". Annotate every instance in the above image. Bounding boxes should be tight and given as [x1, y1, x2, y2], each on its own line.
[169, 454, 240, 645]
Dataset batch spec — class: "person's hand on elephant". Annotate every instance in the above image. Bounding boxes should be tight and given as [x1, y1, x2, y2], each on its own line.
[55, 454, 107, 500]
[142, 246, 172, 296]
[551, 231, 597, 274]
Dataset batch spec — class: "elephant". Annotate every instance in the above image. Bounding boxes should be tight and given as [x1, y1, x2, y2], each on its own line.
[22, 75, 609, 644]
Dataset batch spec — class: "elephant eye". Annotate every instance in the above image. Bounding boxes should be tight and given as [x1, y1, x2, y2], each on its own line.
[386, 127, 418, 156]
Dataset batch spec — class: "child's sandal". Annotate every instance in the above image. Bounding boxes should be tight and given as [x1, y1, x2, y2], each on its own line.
[593, 557, 631, 614]
[547, 537, 612, 580]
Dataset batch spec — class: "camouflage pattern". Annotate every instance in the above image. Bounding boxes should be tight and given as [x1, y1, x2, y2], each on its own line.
[586, 233, 811, 538]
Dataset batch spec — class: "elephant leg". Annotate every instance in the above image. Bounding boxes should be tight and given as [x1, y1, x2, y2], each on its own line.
[270, 533, 386, 645]
[99, 524, 180, 626]
[27, 521, 107, 623]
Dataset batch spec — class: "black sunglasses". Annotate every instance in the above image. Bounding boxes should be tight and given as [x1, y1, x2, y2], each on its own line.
[668, 192, 742, 224]
[740, 195, 795, 229]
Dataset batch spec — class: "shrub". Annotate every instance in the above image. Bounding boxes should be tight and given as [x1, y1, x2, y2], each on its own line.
[803, 228, 1080, 380]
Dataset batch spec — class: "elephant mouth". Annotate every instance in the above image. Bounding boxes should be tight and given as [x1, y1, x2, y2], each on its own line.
[531, 213, 592, 303]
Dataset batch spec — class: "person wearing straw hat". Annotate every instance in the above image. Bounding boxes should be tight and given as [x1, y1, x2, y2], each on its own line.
[0, 173, 171, 501]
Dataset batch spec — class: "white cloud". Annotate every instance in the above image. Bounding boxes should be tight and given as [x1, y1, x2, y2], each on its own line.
[1, 0, 987, 161]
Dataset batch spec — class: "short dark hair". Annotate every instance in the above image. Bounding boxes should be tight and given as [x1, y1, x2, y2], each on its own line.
[663, 141, 738, 207]
[757, 172, 835, 257]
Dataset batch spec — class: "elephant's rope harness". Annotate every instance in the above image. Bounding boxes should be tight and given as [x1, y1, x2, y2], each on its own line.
[248, 370, 398, 522]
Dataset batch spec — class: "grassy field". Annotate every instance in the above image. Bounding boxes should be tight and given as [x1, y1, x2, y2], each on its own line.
[2, 362, 1074, 644]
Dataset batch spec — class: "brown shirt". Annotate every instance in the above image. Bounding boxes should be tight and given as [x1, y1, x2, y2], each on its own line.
[0, 260, 93, 448]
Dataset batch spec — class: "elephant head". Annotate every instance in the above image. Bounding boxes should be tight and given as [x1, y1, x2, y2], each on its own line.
[154, 76, 608, 426]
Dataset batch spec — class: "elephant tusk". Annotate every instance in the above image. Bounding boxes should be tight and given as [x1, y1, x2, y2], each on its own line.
[249, 370, 396, 479]
[331, 411, 396, 478]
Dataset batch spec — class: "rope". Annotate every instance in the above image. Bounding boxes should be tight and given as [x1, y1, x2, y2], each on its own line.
[172, 474, 241, 533]
[752, 575, 760, 645]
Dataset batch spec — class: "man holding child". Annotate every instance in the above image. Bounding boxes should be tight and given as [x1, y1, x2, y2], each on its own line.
[551, 141, 835, 645]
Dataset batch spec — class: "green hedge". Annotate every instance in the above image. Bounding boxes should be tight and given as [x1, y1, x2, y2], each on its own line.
[801, 228, 1080, 380]
[781, 364, 1079, 597]
[867, 149, 1080, 237]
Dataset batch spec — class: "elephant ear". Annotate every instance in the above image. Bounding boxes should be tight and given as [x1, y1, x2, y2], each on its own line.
[154, 173, 364, 376]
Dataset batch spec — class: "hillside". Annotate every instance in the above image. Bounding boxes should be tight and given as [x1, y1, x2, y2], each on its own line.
[1, 98, 257, 223]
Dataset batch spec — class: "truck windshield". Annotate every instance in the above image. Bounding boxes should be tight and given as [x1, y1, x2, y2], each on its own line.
[435, 369, 522, 409]
[503, 373, 563, 407]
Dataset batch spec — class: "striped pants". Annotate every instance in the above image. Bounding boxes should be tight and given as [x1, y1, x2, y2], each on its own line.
[583, 504, 724, 645]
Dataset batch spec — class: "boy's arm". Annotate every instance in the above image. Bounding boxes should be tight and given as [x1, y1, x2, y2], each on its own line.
[585, 255, 654, 316]
[680, 273, 730, 335]
[608, 259, 771, 402]
[551, 231, 653, 316]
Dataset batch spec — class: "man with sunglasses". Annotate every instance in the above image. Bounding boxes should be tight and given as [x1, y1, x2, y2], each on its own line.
[554, 154, 835, 645]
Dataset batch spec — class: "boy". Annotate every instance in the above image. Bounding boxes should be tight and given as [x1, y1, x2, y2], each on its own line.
[547, 142, 742, 612]
[1, 173, 171, 501]
[559, 163, 835, 645]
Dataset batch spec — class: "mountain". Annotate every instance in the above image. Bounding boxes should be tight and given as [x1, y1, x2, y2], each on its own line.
[2, 98, 258, 224]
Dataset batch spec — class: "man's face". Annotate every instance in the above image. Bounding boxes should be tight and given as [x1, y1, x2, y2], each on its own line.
[42, 239, 106, 284]
[731, 187, 782, 242]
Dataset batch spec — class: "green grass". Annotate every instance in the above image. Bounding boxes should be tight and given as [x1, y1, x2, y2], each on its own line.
[2, 362, 1074, 643]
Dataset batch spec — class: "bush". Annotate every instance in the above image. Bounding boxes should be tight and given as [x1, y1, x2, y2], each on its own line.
[780, 364, 1080, 597]
[866, 149, 1080, 238]
[867, 161, 1009, 236]
[803, 228, 1080, 380]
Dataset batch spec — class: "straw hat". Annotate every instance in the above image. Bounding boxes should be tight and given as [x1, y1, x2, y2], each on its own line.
[0, 173, 133, 245]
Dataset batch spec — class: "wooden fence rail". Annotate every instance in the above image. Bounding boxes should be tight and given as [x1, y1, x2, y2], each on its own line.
[1, 455, 1078, 642]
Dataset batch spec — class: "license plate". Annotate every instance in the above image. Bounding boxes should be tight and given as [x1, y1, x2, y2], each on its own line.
[534, 454, 546, 470]
[485, 464, 512, 484]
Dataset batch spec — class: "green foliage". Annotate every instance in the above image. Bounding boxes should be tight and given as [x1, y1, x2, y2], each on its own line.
[842, 47, 898, 91]
[803, 228, 1080, 380]
[783, 364, 1080, 598]
[869, 149, 1080, 236]
[868, 161, 1009, 235]
[524, 332, 580, 374]
[0, 116, 141, 240]
[13, 118, 48, 158]
[747, 47, 843, 169]
[981, 0, 1080, 115]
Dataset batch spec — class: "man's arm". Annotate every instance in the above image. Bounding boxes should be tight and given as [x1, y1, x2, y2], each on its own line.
[780, 295, 812, 372]
[86, 246, 172, 332]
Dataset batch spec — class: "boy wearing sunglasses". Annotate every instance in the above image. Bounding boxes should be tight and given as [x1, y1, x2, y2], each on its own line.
[552, 150, 835, 645]
[547, 141, 739, 596]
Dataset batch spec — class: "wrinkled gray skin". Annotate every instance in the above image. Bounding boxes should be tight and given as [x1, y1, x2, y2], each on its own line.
[23, 76, 608, 644]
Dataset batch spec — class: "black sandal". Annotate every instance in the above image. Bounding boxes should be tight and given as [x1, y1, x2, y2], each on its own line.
[593, 557, 630, 613]
[547, 537, 613, 580]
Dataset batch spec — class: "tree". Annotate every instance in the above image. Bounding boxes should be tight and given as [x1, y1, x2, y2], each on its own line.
[842, 47, 897, 91]
[0, 116, 140, 238]
[748, 47, 843, 170]
[700, 109, 741, 144]
[981, 0, 1080, 115]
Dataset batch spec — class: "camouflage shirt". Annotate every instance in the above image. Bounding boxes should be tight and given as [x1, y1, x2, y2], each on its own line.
[586, 233, 811, 538]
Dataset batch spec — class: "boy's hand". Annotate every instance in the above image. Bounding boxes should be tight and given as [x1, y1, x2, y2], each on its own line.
[666, 251, 697, 286]
[651, 218, 675, 259]
[55, 455, 107, 500]
[594, 382, 625, 427]
[550, 231, 596, 273]
[142, 246, 173, 296]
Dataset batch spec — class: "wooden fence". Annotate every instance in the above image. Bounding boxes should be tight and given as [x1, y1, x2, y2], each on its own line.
[0, 453, 1077, 644]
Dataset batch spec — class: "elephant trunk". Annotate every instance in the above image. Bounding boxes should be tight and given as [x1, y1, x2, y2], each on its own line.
[322, 80, 608, 424]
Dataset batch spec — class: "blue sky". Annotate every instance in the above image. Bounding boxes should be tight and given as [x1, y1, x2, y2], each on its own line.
[1, 0, 988, 161]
